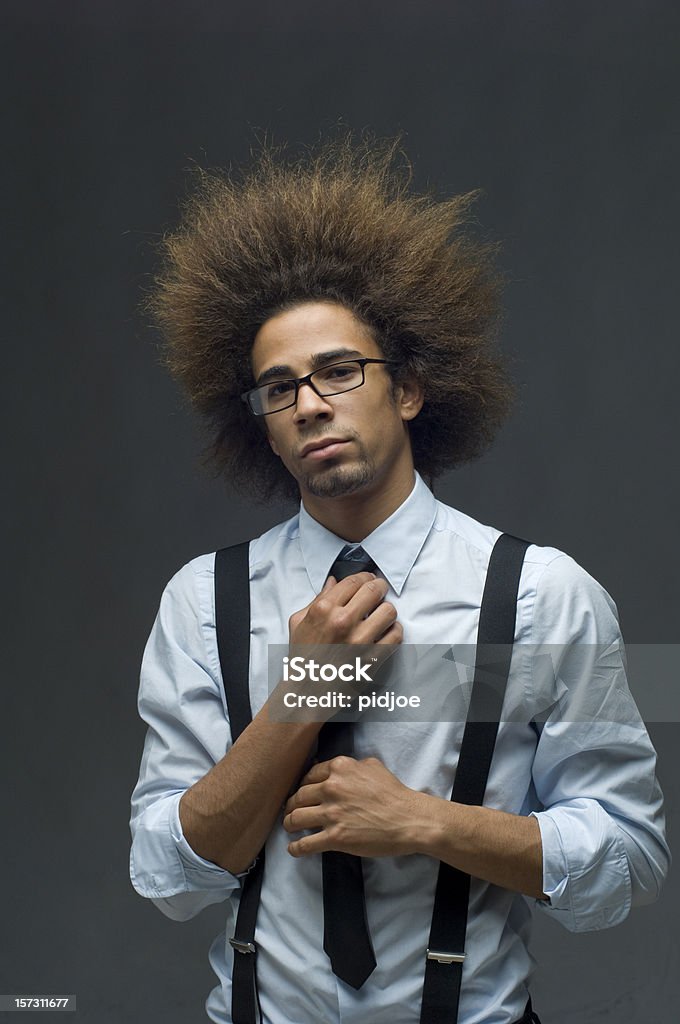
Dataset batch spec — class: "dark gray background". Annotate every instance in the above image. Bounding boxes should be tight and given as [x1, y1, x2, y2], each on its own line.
[2, 2, 678, 1021]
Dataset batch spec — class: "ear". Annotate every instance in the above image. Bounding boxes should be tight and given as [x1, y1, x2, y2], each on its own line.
[396, 375, 425, 422]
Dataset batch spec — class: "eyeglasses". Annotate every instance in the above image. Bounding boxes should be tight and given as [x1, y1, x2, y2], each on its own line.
[241, 358, 394, 416]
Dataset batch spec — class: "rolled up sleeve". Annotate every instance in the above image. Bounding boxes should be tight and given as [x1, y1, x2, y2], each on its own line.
[130, 558, 242, 921]
[532, 798, 632, 930]
[526, 555, 670, 932]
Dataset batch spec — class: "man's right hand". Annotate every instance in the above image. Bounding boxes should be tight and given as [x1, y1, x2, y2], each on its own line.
[289, 571, 402, 647]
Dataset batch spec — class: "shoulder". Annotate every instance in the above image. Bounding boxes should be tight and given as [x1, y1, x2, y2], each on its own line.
[526, 547, 621, 644]
[431, 496, 620, 643]
[432, 495, 564, 571]
[431, 499, 502, 556]
[159, 510, 301, 605]
[149, 555, 215, 648]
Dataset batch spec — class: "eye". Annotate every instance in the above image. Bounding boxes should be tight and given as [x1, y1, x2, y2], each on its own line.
[267, 380, 296, 398]
[320, 363, 360, 383]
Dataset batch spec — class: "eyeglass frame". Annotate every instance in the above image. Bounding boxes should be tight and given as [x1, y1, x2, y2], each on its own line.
[240, 357, 396, 416]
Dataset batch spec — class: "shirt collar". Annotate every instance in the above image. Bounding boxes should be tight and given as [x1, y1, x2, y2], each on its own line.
[298, 472, 437, 595]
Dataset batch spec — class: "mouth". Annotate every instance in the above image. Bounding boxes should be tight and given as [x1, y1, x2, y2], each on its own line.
[300, 438, 350, 460]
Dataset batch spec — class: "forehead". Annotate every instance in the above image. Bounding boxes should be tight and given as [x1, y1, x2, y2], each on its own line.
[251, 301, 383, 378]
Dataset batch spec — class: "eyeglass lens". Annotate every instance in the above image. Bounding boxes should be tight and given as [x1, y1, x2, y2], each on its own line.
[254, 361, 365, 414]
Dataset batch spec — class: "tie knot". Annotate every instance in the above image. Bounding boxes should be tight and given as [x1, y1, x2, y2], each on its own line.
[328, 545, 377, 582]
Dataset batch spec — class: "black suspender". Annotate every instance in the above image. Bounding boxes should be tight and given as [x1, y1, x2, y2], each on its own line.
[420, 533, 529, 1024]
[215, 542, 252, 740]
[215, 543, 264, 1024]
[213, 532, 529, 1024]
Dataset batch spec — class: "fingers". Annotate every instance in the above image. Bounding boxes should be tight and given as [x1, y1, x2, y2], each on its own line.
[291, 572, 373, 628]
[285, 759, 341, 811]
[283, 758, 349, 849]
[326, 569, 376, 592]
[283, 763, 334, 836]
[294, 573, 390, 637]
[283, 757, 347, 818]
[320, 575, 398, 643]
[375, 619, 403, 645]
[290, 571, 402, 647]
[284, 781, 326, 817]
[296, 760, 334, 787]
[343, 575, 390, 619]
[283, 756, 393, 858]
[345, 596, 400, 645]
[288, 832, 328, 857]
[317, 572, 385, 613]
[283, 801, 326, 834]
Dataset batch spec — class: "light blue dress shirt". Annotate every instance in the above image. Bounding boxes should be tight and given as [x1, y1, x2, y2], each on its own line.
[130, 473, 669, 1024]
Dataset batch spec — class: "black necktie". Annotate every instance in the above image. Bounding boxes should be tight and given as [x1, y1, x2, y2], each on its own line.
[317, 545, 377, 989]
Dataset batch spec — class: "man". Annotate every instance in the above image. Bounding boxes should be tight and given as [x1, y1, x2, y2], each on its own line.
[130, 140, 669, 1024]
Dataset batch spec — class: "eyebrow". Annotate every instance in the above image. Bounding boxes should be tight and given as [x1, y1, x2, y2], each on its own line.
[255, 348, 366, 386]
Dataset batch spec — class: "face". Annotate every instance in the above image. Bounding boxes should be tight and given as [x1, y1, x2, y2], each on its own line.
[250, 302, 423, 504]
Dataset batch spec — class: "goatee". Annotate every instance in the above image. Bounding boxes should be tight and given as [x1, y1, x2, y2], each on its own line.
[300, 459, 374, 498]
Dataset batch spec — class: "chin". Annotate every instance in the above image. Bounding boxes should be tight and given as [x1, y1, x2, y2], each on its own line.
[300, 461, 375, 499]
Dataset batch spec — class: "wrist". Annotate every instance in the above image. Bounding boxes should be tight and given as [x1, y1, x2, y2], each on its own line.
[263, 681, 326, 734]
[403, 791, 451, 857]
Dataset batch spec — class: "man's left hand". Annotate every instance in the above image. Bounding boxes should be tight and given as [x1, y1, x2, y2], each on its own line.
[283, 756, 425, 858]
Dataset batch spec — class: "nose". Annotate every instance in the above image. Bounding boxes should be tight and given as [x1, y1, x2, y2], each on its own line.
[292, 380, 334, 424]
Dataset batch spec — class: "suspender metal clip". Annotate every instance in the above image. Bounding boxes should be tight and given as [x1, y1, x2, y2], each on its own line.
[229, 937, 256, 955]
[426, 948, 466, 964]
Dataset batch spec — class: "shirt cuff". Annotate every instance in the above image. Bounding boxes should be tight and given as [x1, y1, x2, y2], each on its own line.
[531, 800, 632, 932]
[170, 797, 252, 885]
[130, 792, 242, 900]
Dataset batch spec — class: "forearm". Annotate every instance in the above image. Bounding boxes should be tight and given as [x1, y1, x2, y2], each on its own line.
[285, 756, 545, 900]
[179, 695, 320, 874]
[180, 569, 403, 874]
[410, 793, 546, 900]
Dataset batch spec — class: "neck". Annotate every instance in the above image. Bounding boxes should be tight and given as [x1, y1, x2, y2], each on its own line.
[301, 468, 416, 542]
